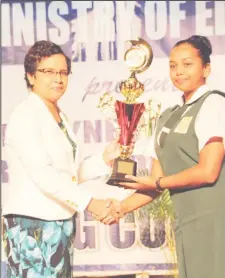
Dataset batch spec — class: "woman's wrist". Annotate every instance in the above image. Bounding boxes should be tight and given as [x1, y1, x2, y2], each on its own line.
[155, 177, 164, 192]
[87, 198, 112, 214]
[120, 200, 130, 215]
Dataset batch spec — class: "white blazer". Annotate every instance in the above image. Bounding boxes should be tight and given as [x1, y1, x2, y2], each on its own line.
[2, 93, 111, 220]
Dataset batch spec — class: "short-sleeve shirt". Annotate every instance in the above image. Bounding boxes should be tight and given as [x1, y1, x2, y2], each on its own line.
[144, 85, 225, 159]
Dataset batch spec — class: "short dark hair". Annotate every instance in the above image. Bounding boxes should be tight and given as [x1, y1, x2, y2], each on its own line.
[174, 35, 212, 65]
[24, 40, 71, 89]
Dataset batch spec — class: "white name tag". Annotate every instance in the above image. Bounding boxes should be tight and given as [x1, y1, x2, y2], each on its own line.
[174, 116, 193, 134]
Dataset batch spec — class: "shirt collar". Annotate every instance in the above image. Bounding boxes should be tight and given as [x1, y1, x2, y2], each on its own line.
[182, 84, 210, 105]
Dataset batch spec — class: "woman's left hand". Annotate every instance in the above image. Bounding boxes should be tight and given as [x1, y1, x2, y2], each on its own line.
[119, 175, 156, 190]
[103, 140, 121, 166]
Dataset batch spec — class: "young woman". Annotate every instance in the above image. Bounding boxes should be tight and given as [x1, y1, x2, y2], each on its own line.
[117, 35, 225, 278]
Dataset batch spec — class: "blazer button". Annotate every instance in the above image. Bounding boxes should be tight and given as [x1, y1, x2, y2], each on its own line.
[72, 176, 76, 182]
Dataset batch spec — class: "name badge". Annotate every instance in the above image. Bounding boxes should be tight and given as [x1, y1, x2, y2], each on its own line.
[174, 116, 193, 134]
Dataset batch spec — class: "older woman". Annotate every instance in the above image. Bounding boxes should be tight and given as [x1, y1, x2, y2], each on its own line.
[2, 40, 126, 277]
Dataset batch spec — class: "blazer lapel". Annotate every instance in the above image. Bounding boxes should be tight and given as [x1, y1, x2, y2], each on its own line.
[59, 111, 80, 171]
[28, 93, 74, 153]
[59, 112, 77, 143]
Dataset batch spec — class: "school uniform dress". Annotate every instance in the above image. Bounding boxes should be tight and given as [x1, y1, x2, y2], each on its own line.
[2, 92, 112, 277]
[153, 85, 225, 278]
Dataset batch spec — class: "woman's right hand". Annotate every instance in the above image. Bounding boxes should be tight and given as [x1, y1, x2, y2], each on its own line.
[87, 198, 123, 223]
[86, 199, 113, 220]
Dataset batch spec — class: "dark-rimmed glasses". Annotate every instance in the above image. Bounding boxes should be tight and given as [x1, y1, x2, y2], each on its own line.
[36, 69, 71, 78]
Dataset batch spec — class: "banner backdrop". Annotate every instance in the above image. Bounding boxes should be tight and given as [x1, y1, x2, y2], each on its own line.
[1, 1, 225, 277]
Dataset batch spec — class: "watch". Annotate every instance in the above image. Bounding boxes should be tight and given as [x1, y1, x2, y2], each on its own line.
[155, 177, 164, 192]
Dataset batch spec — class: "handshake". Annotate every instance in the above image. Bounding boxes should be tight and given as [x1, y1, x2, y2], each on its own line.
[87, 198, 126, 225]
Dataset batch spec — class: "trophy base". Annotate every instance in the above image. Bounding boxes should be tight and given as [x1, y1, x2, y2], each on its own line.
[106, 157, 137, 187]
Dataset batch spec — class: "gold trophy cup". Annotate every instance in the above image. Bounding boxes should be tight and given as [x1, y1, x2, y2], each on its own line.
[99, 38, 154, 186]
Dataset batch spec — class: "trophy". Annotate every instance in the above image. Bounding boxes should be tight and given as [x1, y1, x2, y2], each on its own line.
[98, 38, 156, 186]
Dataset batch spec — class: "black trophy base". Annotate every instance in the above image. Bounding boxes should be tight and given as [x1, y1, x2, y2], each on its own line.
[106, 157, 137, 186]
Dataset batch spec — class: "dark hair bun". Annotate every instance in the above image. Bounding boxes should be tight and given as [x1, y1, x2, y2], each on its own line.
[188, 35, 212, 56]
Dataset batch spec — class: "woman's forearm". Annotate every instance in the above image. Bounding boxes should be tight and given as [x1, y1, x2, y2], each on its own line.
[159, 142, 224, 190]
[121, 191, 159, 214]
[160, 164, 217, 190]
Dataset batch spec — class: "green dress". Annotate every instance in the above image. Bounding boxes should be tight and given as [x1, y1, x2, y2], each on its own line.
[154, 91, 225, 278]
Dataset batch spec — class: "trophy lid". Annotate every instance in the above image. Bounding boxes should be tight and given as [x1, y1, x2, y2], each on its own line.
[124, 38, 153, 74]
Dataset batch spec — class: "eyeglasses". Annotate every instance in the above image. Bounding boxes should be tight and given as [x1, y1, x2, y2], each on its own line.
[36, 69, 71, 78]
